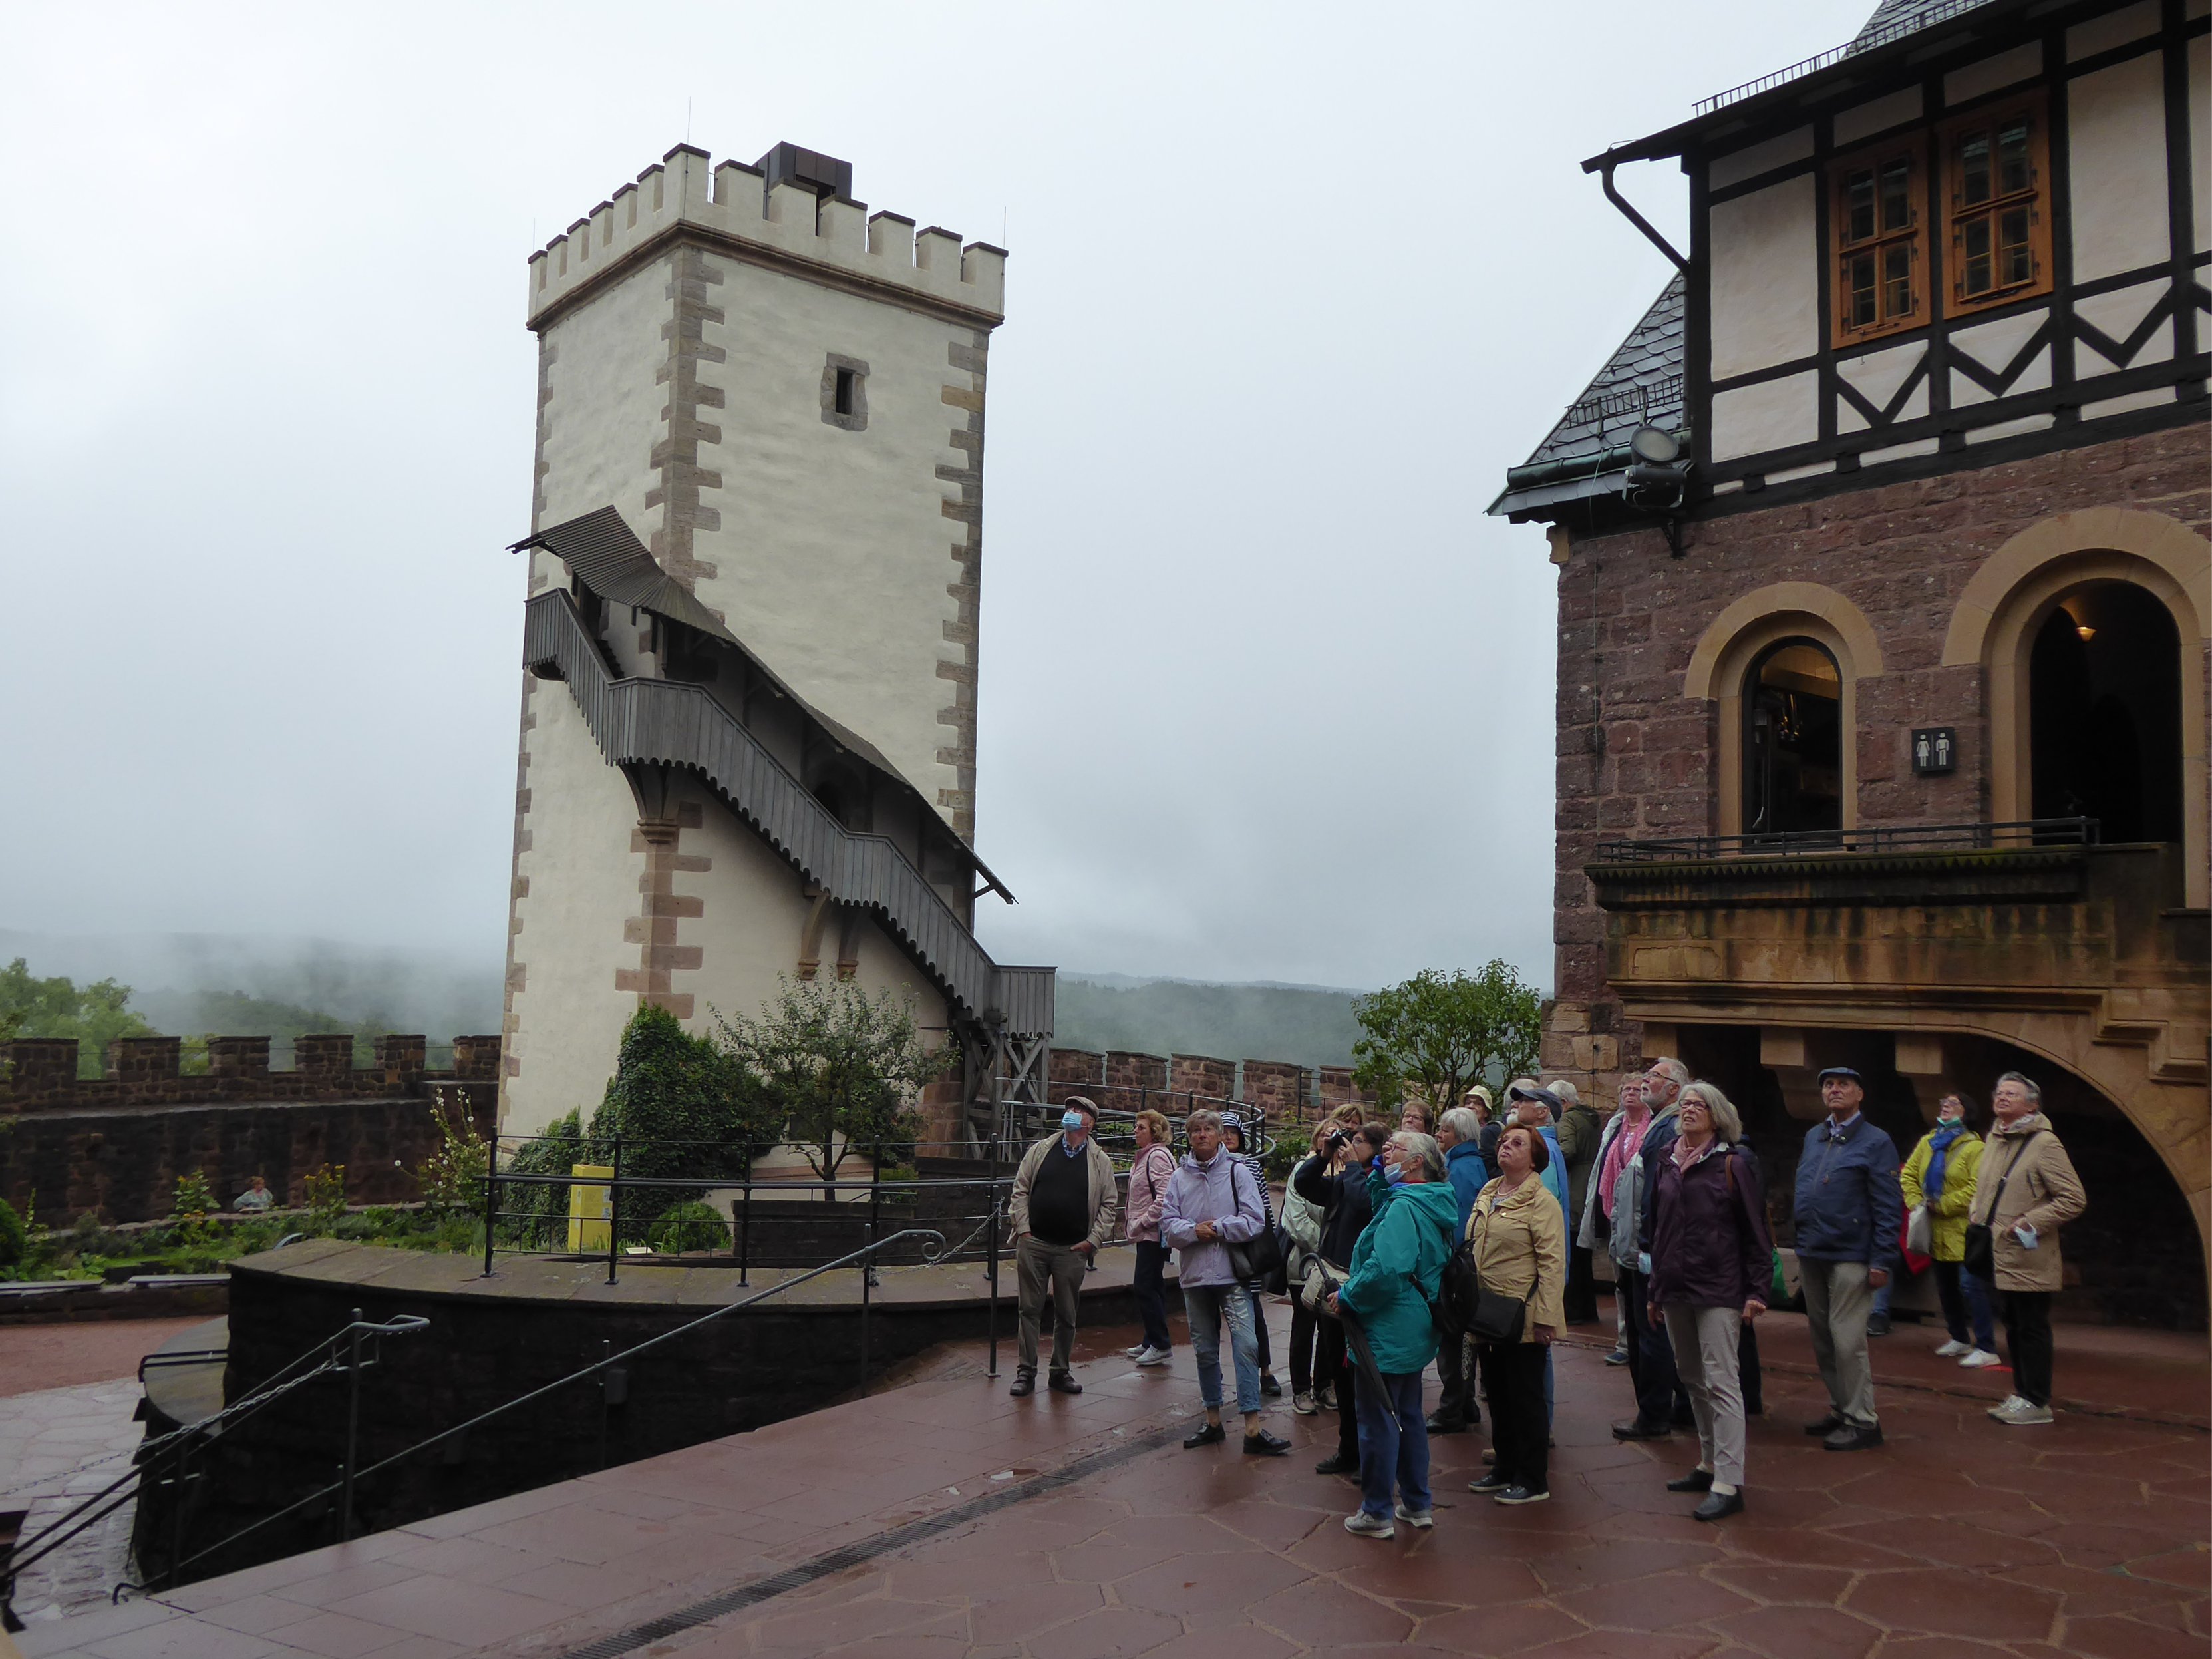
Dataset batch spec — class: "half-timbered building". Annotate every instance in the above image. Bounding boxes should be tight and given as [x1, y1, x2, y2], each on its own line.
[1493, 0, 2210, 1322]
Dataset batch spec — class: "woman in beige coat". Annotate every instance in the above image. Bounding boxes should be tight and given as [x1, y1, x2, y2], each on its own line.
[1967, 1072, 2086, 1425]
[1466, 1125, 1567, 1506]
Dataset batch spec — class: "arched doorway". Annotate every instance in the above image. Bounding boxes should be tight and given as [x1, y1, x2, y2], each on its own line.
[1744, 638, 1843, 837]
[2028, 580, 2183, 843]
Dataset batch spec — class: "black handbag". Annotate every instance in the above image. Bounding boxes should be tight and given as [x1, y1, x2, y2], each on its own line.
[1224, 1161, 1288, 1292]
[1466, 1280, 1534, 1346]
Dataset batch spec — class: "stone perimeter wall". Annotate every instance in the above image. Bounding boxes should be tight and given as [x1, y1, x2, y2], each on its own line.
[1044, 1048, 1376, 1129]
[0, 1035, 500, 1226]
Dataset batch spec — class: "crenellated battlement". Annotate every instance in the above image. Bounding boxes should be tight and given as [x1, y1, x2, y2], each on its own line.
[527, 144, 1006, 329]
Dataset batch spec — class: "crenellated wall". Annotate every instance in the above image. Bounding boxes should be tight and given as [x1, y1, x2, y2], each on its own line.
[0, 1036, 500, 1226]
[527, 145, 1005, 330]
[1044, 1049, 1372, 1129]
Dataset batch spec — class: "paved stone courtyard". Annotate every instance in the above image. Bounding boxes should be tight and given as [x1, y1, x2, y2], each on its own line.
[0, 1320, 208, 1626]
[18, 1298, 2205, 1659]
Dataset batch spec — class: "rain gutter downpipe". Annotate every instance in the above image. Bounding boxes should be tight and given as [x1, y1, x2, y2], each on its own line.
[1587, 156, 1689, 275]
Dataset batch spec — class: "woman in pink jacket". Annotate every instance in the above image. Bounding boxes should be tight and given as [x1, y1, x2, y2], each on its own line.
[1124, 1109, 1178, 1364]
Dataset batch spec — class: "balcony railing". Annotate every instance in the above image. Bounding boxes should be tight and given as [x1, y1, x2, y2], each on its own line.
[1593, 817, 2100, 864]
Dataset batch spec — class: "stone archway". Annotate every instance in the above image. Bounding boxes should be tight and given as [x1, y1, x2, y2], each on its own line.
[1683, 582, 1887, 836]
[1941, 507, 2211, 906]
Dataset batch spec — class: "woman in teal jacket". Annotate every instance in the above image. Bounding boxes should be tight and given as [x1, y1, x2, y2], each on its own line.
[1326, 1131, 1460, 1539]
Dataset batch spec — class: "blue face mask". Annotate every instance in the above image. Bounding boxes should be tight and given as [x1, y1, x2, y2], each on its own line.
[1384, 1165, 1409, 1187]
[1061, 1111, 1086, 1133]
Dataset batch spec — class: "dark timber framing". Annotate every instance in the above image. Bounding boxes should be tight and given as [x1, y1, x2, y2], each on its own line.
[1537, 0, 2210, 531]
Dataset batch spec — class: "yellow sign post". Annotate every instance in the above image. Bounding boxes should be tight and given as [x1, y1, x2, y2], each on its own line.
[567, 1163, 613, 1254]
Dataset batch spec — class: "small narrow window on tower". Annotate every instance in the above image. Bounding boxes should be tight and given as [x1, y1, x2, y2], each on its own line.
[820, 353, 869, 431]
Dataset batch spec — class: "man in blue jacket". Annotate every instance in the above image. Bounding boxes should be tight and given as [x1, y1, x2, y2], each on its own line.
[1792, 1067, 1901, 1452]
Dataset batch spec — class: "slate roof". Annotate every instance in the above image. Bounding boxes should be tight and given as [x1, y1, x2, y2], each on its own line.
[1489, 274, 1685, 518]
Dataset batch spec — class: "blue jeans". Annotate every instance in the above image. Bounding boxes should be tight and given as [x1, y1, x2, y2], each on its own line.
[1354, 1369, 1431, 1519]
[1935, 1259, 1997, 1350]
[1183, 1284, 1260, 1415]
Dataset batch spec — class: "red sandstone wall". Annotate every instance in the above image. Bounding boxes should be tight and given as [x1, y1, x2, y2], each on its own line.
[1547, 424, 2211, 1099]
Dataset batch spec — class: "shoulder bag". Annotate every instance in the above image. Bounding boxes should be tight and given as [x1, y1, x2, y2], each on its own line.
[1962, 1131, 2043, 1283]
[1224, 1159, 1288, 1293]
[1453, 1196, 1535, 1346]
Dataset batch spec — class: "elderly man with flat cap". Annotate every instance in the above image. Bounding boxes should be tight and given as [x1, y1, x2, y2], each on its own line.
[1792, 1066, 1901, 1451]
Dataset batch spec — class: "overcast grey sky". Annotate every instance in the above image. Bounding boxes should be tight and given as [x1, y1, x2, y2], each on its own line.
[3, 1, 1875, 997]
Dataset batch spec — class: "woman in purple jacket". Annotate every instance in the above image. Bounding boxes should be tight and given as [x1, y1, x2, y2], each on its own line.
[1645, 1081, 1772, 1522]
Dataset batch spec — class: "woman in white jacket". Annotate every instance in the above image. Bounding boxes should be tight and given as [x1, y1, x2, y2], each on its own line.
[1281, 1127, 1329, 1413]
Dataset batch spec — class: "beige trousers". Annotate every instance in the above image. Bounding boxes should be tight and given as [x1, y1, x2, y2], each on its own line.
[1800, 1258, 1878, 1427]
[1664, 1304, 1748, 1487]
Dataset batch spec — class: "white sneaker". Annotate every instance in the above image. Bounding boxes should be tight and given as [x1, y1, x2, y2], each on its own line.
[1393, 1502, 1434, 1529]
[1960, 1348, 2004, 1368]
[1986, 1393, 2026, 1417]
[1124, 1344, 1147, 1358]
[1933, 1339, 1969, 1358]
[1133, 1346, 1171, 1367]
[1293, 1390, 1317, 1415]
[1990, 1396, 2054, 1425]
[1343, 1510, 1395, 1539]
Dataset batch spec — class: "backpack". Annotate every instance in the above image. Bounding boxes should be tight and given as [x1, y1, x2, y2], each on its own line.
[1433, 1236, 1484, 1334]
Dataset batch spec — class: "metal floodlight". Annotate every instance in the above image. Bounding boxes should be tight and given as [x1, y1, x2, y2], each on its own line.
[1629, 425, 1682, 464]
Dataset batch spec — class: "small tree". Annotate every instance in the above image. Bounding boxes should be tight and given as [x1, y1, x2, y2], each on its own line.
[1351, 962, 1543, 1121]
[412, 1093, 490, 1220]
[592, 1004, 780, 1228]
[718, 978, 944, 1190]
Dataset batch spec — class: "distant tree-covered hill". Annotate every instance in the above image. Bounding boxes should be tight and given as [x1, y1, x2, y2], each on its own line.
[1050, 975, 1366, 1071]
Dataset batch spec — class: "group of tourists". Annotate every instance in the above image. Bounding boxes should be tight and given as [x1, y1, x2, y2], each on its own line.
[1003, 1053, 2086, 1535]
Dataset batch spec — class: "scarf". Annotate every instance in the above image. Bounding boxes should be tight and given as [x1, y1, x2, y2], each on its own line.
[1597, 1104, 1650, 1218]
[1923, 1123, 1966, 1203]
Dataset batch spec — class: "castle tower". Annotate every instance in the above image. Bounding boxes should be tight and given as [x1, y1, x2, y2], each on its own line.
[501, 142, 1050, 1139]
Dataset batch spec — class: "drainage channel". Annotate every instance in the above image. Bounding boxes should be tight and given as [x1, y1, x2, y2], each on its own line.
[558, 1422, 1185, 1659]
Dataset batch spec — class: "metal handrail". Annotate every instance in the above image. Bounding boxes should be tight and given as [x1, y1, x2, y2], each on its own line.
[6, 1314, 427, 1604]
[1593, 817, 2099, 864]
[148, 1227, 952, 1592]
[524, 589, 1052, 1037]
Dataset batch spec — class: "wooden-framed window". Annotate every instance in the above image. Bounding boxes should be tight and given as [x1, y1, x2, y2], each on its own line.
[1829, 138, 1929, 345]
[1943, 92, 2052, 313]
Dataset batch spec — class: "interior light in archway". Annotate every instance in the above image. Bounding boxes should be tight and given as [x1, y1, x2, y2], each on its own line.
[2076, 624, 2096, 641]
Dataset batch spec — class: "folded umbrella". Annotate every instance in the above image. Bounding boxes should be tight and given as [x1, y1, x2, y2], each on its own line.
[1335, 1303, 1399, 1432]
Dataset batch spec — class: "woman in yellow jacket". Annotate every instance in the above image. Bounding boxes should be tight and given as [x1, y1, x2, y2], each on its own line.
[1899, 1092, 1999, 1367]
[1466, 1124, 1567, 1507]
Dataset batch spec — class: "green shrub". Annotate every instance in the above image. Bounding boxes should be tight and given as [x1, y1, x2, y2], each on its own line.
[0, 1200, 25, 1268]
[648, 1200, 730, 1255]
[303, 1165, 347, 1234]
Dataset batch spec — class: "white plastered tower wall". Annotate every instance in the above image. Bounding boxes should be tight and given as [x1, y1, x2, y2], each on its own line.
[499, 144, 1001, 1137]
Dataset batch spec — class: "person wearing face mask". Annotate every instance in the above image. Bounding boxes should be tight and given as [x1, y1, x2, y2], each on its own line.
[1006, 1096, 1119, 1398]
[1899, 1092, 2000, 1369]
[1326, 1131, 1458, 1537]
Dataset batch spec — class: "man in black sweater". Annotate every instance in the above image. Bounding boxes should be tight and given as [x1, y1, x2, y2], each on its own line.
[1007, 1097, 1119, 1396]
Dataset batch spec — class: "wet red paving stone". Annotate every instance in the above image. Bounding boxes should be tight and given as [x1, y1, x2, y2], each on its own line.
[17, 1304, 2208, 1658]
